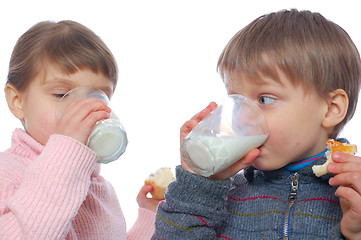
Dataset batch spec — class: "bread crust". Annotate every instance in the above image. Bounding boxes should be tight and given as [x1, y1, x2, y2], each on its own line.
[144, 178, 167, 200]
[145, 167, 174, 200]
[312, 139, 357, 177]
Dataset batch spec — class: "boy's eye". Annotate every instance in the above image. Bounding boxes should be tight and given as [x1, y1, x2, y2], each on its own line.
[259, 96, 275, 105]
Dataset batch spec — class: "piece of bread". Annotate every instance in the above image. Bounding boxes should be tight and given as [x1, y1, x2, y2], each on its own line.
[312, 139, 357, 177]
[145, 167, 174, 200]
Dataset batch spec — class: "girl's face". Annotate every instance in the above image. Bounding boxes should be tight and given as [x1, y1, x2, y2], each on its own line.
[225, 70, 330, 171]
[16, 64, 114, 146]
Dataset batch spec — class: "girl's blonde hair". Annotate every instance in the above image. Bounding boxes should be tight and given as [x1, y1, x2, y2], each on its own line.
[7, 20, 117, 91]
[217, 9, 361, 137]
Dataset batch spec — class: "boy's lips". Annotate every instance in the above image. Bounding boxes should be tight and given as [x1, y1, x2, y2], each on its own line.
[256, 145, 266, 158]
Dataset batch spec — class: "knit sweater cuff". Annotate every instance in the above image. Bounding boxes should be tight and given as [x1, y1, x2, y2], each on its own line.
[127, 208, 155, 240]
[166, 166, 231, 209]
[36, 134, 97, 181]
[2, 134, 97, 239]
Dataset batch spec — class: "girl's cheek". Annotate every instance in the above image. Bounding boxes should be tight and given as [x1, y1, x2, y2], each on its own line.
[37, 111, 57, 133]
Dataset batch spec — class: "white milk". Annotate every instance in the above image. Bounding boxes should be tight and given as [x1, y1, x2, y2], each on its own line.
[87, 116, 128, 164]
[182, 134, 267, 176]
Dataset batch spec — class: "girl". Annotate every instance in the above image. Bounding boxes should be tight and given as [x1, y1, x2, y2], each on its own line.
[0, 20, 157, 239]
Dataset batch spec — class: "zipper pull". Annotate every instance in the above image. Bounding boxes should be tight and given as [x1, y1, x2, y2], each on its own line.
[283, 173, 300, 240]
[288, 173, 299, 202]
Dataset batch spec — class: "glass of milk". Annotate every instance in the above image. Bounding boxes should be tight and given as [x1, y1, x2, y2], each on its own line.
[56, 87, 128, 164]
[181, 94, 268, 177]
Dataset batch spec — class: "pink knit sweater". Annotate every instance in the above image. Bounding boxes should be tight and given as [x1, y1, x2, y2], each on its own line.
[0, 129, 155, 239]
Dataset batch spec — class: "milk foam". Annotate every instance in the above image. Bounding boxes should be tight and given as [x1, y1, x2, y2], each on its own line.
[183, 134, 267, 176]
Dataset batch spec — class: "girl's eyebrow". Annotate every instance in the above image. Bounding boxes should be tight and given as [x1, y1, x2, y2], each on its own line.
[44, 78, 114, 98]
[42, 78, 72, 88]
[43, 76, 70, 84]
[98, 86, 113, 98]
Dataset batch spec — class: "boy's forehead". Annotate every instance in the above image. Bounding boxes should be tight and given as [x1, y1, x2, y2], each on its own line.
[224, 70, 318, 100]
[223, 71, 285, 92]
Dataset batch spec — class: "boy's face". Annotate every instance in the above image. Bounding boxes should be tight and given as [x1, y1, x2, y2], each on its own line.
[225, 70, 330, 170]
[14, 64, 114, 146]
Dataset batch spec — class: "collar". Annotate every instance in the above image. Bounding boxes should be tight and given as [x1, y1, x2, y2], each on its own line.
[283, 150, 327, 172]
[8, 128, 44, 159]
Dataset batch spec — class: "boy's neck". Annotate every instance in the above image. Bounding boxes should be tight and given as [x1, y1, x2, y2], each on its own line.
[283, 150, 327, 172]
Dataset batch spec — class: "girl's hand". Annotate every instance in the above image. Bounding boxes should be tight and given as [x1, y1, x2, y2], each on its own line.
[136, 185, 162, 212]
[328, 152, 361, 239]
[180, 102, 259, 180]
[55, 98, 111, 144]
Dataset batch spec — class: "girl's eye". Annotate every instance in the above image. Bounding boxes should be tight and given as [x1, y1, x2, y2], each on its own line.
[259, 96, 276, 105]
[53, 94, 66, 98]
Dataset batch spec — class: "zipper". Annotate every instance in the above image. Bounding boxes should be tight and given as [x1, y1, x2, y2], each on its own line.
[282, 173, 299, 240]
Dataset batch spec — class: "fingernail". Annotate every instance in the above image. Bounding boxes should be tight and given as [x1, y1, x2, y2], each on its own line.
[329, 177, 334, 185]
[328, 163, 335, 171]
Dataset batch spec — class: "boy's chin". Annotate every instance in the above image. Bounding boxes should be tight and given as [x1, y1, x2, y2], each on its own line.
[252, 158, 283, 171]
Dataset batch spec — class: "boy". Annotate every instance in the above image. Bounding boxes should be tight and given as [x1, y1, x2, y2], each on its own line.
[153, 9, 361, 239]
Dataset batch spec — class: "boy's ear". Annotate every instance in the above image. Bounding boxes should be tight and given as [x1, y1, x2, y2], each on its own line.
[321, 89, 348, 129]
[5, 83, 25, 120]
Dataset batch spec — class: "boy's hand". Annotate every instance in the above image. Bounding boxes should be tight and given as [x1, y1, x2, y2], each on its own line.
[137, 185, 162, 212]
[328, 152, 361, 239]
[180, 102, 218, 174]
[210, 148, 259, 180]
[55, 98, 111, 144]
[180, 102, 259, 180]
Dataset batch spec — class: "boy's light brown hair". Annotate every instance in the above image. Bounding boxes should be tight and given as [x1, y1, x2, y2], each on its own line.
[217, 9, 361, 138]
[7, 20, 118, 92]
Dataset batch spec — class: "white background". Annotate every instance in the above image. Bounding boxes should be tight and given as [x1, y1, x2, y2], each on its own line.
[1, 0, 361, 229]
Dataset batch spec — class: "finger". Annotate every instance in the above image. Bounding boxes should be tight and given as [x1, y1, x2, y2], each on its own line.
[211, 148, 260, 180]
[327, 153, 361, 174]
[138, 185, 153, 197]
[329, 172, 361, 194]
[180, 102, 217, 143]
[331, 152, 359, 164]
[195, 102, 217, 121]
[335, 186, 361, 205]
[243, 148, 260, 163]
[229, 148, 260, 170]
[60, 98, 110, 124]
[78, 100, 111, 121]
[65, 98, 109, 114]
[180, 120, 198, 144]
[180, 160, 195, 174]
[189, 102, 217, 122]
[180, 120, 198, 135]
[328, 161, 361, 175]
[56, 99, 111, 143]
[82, 110, 110, 128]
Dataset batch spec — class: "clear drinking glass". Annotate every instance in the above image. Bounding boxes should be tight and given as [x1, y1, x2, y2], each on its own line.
[56, 87, 128, 164]
[181, 94, 269, 177]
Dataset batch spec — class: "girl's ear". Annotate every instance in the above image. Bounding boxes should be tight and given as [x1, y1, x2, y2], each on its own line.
[5, 83, 25, 120]
[321, 89, 348, 129]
